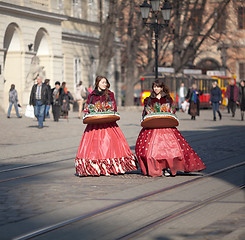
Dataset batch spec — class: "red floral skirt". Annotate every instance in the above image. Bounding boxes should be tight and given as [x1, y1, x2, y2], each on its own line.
[75, 122, 137, 176]
[135, 127, 206, 177]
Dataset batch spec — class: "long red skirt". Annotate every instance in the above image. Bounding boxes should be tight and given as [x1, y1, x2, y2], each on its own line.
[135, 127, 206, 177]
[75, 122, 137, 176]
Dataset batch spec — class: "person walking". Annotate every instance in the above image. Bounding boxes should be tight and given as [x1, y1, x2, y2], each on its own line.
[238, 80, 245, 121]
[51, 81, 65, 122]
[209, 81, 222, 121]
[225, 79, 239, 117]
[177, 82, 187, 111]
[44, 79, 51, 119]
[7, 84, 22, 118]
[135, 80, 206, 177]
[61, 83, 74, 119]
[75, 76, 137, 177]
[186, 83, 202, 120]
[75, 81, 88, 119]
[29, 75, 50, 128]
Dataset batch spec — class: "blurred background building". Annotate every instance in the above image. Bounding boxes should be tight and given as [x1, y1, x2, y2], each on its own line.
[0, 0, 244, 111]
[0, 0, 121, 112]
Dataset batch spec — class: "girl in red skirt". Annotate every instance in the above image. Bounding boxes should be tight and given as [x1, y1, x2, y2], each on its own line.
[135, 80, 206, 177]
[75, 76, 137, 176]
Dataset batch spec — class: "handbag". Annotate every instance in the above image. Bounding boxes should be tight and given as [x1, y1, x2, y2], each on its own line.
[25, 104, 35, 118]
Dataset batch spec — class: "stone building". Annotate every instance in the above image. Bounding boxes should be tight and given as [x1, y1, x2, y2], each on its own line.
[0, 0, 121, 113]
[192, 0, 245, 81]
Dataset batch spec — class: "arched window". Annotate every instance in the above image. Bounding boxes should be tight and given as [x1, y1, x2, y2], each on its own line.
[196, 58, 220, 74]
[34, 28, 50, 56]
[4, 23, 22, 52]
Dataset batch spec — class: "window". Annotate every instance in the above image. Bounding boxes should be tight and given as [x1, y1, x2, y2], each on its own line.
[72, 0, 82, 18]
[238, 7, 245, 29]
[57, 0, 64, 14]
[74, 58, 81, 90]
[215, 10, 226, 33]
[103, 0, 109, 20]
[239, 63, 245, 80]
[88, 0, 98, 22]
[191, 8, 202, 31]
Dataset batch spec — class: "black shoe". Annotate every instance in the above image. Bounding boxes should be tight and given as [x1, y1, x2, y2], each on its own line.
[213, 118, 216, 121]
[232, 113, 235, 117]
[38, 126, 43, 129]
[218, 112, 222, 120]
[7, 116, 10, 118]
[18, 116, 22, 118]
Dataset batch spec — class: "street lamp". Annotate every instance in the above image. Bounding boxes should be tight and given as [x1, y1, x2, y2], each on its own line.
[140, 0, 172, 80]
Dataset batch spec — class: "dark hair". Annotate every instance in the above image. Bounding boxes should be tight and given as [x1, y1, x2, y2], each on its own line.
[77, 81, 83, 87]
[44, 79, 50, 84]
[62, 82, 66, 87]
[10, 84, 15, 90]
[95, 76, 110, 100]
[55, 81, 60, 86]
[152, 79, 171, 99]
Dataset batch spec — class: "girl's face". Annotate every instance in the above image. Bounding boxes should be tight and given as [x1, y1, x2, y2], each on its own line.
[153, 85, 163, 95]
[98, 78, 108, 91]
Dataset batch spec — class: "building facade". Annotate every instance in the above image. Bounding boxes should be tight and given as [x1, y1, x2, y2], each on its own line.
[0, 0, 121, 113]
[194, 0, 245, 81]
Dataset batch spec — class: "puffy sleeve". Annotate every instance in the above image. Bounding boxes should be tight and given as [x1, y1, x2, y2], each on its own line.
[169, 97, 176, 114]
[142, 97, 150, 117]
[109, 91, 117, 111]
[83, 93, 92, 113]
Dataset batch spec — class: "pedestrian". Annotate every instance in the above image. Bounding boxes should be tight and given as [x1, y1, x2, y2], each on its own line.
[135, 80, 206, 177]
[75, 81, 88, 119]
[7, 84, 22, 118]
[51, 81, 65, 122]
[61, 84, 74, 119]
[209, 81, 222, 121]
[225, 79, 239, 117]
[75, 76, 137, 177]
[44, 79, 51, 119]
[238, 80, 245, 121]
[177, 82, 187, 111]
[186, 83, 202, 120]
[29, 75, 50, 128]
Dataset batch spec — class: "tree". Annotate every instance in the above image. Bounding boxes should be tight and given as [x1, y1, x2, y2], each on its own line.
[96, 0, 118, 76]
[96, 0, 232, 106]
[171, 0, 231, 73]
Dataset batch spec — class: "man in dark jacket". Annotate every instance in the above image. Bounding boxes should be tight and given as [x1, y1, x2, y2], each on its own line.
[29, 75, 50, 128]
[51, 81, 65, 122]
[209, 81, 223, 121]
[225, 79, 239, 117]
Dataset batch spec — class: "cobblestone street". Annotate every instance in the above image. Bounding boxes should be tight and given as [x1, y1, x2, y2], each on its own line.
[0, 108, 244, 240]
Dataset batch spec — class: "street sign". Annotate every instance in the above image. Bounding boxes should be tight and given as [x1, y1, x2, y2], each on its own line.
[158, 67, 175, 73]
[183, 69, 202, 74]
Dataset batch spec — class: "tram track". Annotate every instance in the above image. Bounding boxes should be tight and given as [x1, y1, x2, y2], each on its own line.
[0, 130, 244, 184]
[117, 184, 245, 240]
[0, 124, 243, 164]
[13, 161, 245, 240]
[0, 125, 243, 166]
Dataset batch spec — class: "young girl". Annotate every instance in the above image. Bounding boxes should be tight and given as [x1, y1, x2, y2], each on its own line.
[135, 80, 206, 177]
[75, 76, 137, 176]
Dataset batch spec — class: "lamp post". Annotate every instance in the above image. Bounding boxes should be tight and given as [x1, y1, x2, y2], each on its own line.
[140, 0, 172, 80]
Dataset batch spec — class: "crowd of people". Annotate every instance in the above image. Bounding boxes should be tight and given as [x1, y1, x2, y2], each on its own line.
[177, 79, 245, 121]
[7, 75, 90, 128]
[5, 75, 245, 178]
[7, 77, 245, 125]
